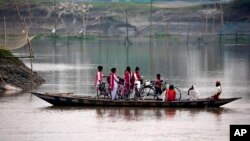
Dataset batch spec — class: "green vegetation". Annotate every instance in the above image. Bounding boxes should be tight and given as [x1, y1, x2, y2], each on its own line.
[45, 33, 96, 41]
[222, 34, 250, 44]
[0, 49, 21, 65]
[0, 49, 14, 58]
[154, 32, 170, 38]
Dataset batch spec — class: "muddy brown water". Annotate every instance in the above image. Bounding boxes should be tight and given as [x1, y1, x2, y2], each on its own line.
[1, 37, 249, 141]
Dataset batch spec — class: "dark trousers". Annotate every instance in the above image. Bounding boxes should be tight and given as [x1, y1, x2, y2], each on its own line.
[155, 87, 162, 95]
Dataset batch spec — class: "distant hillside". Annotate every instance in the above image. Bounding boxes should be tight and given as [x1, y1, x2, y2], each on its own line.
[0, 0, 249, 36]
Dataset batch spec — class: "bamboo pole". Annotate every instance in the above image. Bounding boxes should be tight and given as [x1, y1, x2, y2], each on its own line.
[179, 12, 182, 35]
[25, 0, 32, 25]
[150, 0, 153, 38]
[220, 2, 224, 27]
[24, 19, 34, 89]
[186, 18, 191, 64]
[13, 0, 25, 31]
[149, 0, 153, 75]
[126, 8, 128, 43]
[4, 16, 7, 49]
[187, 18, 191, 47]
[24, 19, 34, 66]
[212, 1, 216, 36]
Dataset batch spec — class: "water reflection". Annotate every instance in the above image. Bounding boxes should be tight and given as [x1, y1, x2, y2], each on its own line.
[0, 90, 25, 97]
[39, 106, 232, 122]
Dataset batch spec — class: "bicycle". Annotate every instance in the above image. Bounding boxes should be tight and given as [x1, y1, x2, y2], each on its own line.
[135, 80, 161, 100]
[134, 80, 182, 101]
[133, 80, 150, 100]
[96, 82, 111, 99]
[116, 78, 132, 100]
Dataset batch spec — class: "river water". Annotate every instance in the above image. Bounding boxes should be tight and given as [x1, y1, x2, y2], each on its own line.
[0, 36, 250, 141]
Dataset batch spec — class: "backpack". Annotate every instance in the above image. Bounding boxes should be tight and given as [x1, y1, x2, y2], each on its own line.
[107, 75, 110, 84]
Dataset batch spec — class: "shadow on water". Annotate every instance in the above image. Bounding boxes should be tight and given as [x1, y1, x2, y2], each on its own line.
[39, 106, 236, 121]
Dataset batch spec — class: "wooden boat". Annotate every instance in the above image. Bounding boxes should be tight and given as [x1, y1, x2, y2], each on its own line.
[31, 92, 241, 108]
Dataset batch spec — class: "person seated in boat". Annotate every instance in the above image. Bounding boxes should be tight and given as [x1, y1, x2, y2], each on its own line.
[188, 85, 200, 100]
[154, 74, 163, 99]
[131, 66, 143, 92]
[211, 81, 222, 100]
[95, 66, 104, 90]
[109, 68, 119, 100]
[166, 85, 176, 102]
[123, 66, 132, 97]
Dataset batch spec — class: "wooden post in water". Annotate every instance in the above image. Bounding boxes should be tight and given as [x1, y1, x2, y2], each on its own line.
[4, 16, 7, 49]
[220, 2, 224, 27]
[13, 0, 25, 30]
[186, 18, 191, 64]
[125, 7, 129, 66]
[235, 32, 238, 44]
[97, 16, 101, 64]
[179, 13, 182, 35]
[219, 30, 222, 49]
[124, 8, 129, 47]
[219, 30, 222, 60]
[25, 0, 32, 25]
[187, 18, 191, 48]
[150, 0, 153, 39]
[24, 19, 34, 89]
[149, 0, 153, 75]
[212, 1, 216, 41]
[205, 14, 208, 35]
[67, 32, 69, 46]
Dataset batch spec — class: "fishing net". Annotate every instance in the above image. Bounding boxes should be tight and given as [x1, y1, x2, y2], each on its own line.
[0, 33, 35, 50]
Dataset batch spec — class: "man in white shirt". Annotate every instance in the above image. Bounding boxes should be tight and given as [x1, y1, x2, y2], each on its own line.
[188, 85, 200, 100]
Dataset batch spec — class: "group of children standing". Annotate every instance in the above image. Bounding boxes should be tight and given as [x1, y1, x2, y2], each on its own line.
[95, 66, 143, 100]
[95, 65, 176, 101]
[95, 66, 222, 101]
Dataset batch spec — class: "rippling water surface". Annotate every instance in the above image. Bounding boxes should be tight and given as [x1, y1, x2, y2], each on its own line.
[0, 37, 250, 141]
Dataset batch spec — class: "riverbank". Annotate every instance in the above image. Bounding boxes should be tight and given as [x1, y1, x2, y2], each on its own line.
[0, 49, 45, 93]
[0, 1, 249, 37]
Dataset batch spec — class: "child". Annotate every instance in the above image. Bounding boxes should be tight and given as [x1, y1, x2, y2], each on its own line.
[154, 74, 163, 99]
[166, 85, 176, 102]
[109, 68, 119, 100]
[95, 66, 103, 89]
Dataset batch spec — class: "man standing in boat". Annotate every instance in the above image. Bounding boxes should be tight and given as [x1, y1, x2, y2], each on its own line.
[95, 66, 104, 90]
[109, 68, 119, 100]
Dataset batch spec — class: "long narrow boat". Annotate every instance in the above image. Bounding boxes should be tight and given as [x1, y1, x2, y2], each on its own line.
[31, 92, 241, 108]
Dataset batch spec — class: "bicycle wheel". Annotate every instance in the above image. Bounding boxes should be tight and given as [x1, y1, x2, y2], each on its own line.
[174, 86, 182, 100]
[134, 88, 140, 100]
[140, 86, 155, 100]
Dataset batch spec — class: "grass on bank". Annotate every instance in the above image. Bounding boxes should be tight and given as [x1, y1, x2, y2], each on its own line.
[0, 49, 14, 58]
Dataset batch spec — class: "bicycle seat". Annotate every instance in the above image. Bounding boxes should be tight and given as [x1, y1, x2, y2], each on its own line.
[144, 80, 151, 86]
